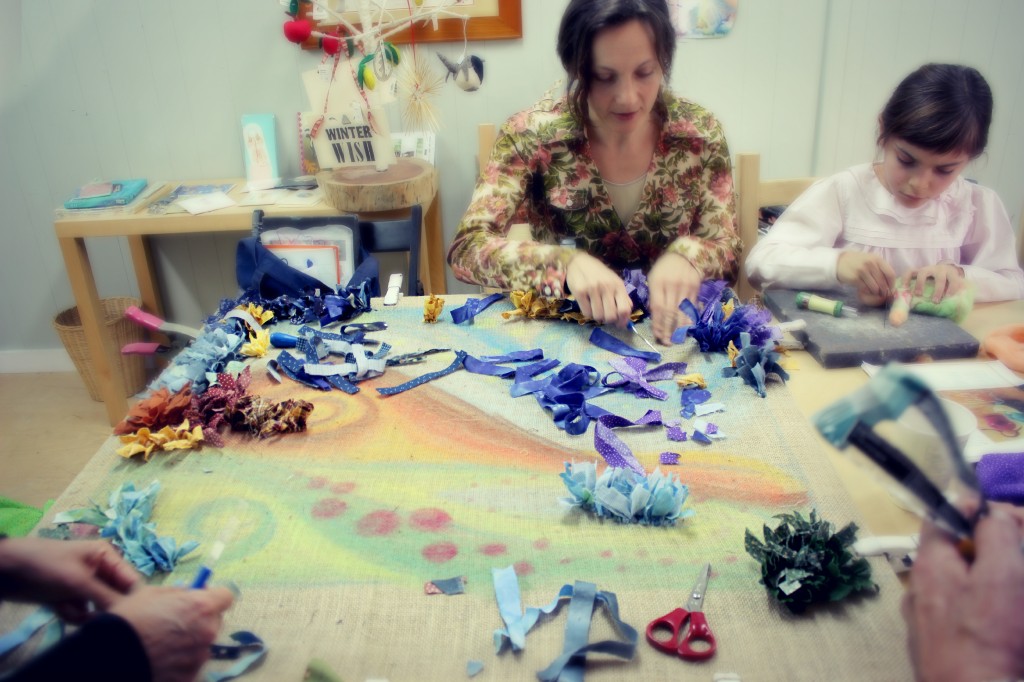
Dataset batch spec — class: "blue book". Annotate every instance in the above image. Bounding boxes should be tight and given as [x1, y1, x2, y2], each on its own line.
[64, 179, 148, 209]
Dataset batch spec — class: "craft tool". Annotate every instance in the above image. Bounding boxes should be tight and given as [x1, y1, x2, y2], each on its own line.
[627, 321, 659, 353]
[125, 305, 202, 338]
[795, 292, 858, 318]
[191, 518, 239, 589]
[646, 562, 717, 660]
[814, 364, 984, 549]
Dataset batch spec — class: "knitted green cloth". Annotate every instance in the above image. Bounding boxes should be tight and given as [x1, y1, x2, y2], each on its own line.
[0, 497, 51, 537]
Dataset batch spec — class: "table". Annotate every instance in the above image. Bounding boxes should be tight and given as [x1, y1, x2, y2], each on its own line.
[55, 179, 446, 426]
[12, 295, 1006, 680]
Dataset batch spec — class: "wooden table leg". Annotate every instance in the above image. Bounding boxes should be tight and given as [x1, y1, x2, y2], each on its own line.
[59, 236, 129, 426]
[424, 191, 446, 295]
[127, 235, 165, 317]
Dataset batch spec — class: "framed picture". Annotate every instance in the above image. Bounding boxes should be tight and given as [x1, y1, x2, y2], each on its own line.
[297, 0, 522, 49]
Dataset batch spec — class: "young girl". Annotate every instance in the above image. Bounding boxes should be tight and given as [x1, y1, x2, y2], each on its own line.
[746, 63, 1024, 306]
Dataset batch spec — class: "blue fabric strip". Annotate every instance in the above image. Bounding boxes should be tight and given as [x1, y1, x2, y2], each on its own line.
[0, 607, 57, 658]
[376, 351, 467, 395]
[589, 327, 660, 362]
[450, 293, 504, 324]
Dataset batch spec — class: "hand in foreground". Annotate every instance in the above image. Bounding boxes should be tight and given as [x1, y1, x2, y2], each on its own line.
[566, 252, 633, 328]
[0, 537, 141, 623]
[646, 252, 701, 345]
[837, 251, 897, 306]
[902, 505, 1024, 682]
[111, 584, 235, 682]
[902, 264, 966, 303]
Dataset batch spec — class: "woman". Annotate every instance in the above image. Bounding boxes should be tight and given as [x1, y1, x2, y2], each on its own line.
[447, 0, 741, 344]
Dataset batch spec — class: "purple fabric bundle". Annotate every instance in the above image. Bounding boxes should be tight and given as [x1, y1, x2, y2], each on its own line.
[976, 452, 1024, 504]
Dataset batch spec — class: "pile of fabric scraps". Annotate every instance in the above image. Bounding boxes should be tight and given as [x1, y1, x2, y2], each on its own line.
[690, 419, 725, 445]
[114, 366, 314, 452]
[423, 294, 445, 322]
[147, 326, 244, 395]
[744, 509, 876, 614]
[560, 461, 693, 526]
[52, 481, 198, 577]
[723, 331, 790, 398]
[209, 275, 374, 329]
[116, 420, 203, 460]
[671, 280, 777, 352]
[226, 395, 314, 439]
[273, 325, 391, 393]
[502, 289, 644, 326]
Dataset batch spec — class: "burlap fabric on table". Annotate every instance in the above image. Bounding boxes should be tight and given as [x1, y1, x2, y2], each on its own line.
[2, 296, 912, 681]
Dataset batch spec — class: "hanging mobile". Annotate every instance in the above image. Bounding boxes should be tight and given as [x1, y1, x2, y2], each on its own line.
[436, 17, 484, 92]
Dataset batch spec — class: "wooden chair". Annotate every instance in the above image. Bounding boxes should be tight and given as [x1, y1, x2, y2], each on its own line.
[736, 153, 817, 302]
[478, 123, 497, 176]
[252, 206, 423, 295]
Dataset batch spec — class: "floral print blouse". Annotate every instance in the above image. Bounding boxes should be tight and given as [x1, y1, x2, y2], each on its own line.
[447, 91, 741, 298]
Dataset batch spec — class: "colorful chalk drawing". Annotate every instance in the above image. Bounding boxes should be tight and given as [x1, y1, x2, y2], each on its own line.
[82, 303, 823, 594]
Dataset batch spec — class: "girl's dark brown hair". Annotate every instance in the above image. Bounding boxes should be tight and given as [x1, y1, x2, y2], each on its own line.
[878, 63, 993, 158]
[556, 0, 675, 126]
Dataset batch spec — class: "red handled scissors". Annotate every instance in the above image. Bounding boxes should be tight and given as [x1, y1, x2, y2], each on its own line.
[646, 562, 717, 660]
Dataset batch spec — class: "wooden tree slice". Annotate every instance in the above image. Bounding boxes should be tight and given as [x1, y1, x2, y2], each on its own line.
[317, 158, 437, 212]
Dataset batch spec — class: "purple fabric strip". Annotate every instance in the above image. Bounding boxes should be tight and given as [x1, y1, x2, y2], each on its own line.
[593, 410, 663, 474]
[976, 452, 1024, 504]
[602, 357, 688, 400]
[588, 327, 661, 362]
[480, 348, 545, 363]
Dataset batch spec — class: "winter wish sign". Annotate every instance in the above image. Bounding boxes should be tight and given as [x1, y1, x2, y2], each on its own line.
[315, 118, 376, 166]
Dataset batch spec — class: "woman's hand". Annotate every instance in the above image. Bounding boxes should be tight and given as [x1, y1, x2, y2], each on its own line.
[837, 251, 897, 306]
[903, 263, 966, 302]
[902, 505, 1024, 682]
[565, 252, 633, 328]
[647, 252, 701, 345]
[0, 537, 141, 623]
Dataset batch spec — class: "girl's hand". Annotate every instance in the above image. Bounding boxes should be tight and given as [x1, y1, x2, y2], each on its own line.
[565, 252, 633, 328]
[837, 251, 897, 304]
[903, 264, 966, 302]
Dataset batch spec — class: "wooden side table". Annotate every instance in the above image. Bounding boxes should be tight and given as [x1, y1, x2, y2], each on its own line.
[55, 176, 446, 425]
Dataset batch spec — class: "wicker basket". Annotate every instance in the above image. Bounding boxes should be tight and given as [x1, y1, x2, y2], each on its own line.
[53, 297, 148, 402]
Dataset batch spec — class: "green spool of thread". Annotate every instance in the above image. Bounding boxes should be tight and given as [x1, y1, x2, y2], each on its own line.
[795, 292, 857, 318]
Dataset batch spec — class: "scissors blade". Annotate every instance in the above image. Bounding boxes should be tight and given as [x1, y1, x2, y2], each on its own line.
[685, 562, 712, 612]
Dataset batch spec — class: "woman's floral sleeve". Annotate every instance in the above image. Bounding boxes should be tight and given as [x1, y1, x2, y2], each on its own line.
[446, 126, 575, 298]
[664, 119, 741, 283]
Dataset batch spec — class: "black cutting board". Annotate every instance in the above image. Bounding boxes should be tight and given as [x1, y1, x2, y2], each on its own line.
[762, 288, 980, 369]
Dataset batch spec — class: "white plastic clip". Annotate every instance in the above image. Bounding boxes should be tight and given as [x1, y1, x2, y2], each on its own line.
[383, 273, 403, 306]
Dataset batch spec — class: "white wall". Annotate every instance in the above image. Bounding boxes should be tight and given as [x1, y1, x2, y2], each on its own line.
[1, 0, 1021, 360]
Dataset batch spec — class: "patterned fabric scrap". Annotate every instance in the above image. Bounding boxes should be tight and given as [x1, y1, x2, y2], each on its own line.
[560, 461, 692, 526]
[424, 576, 467, 595]
[659, 452, 681, 465]
[722, 332, 790, 398]
[594, 410, 663, 474]
[147, 327, 244, 395]
[114, 386, 193, 435]
[976, 452, 1024, 503]
[602, 357, 688, 399]
[116, 420, 204, 460]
